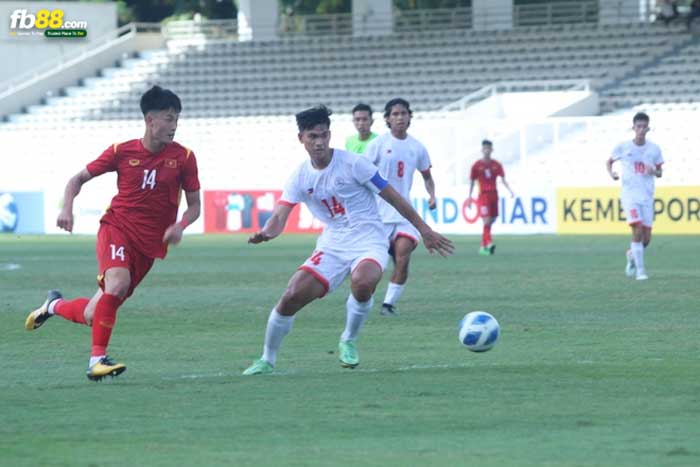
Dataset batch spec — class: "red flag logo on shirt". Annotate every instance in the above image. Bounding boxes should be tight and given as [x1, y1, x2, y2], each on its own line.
[129, 159, 140, 166]
[165, 159, 177, 168]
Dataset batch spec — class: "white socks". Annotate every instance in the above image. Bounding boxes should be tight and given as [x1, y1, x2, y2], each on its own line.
[262, 308, 295, 366]
[383, 282, 405, 306]
[341, 294, 373, 342]
[630, 242, 645, 275]
[47, 298, 61, 315]
[88, 356, 104, 368]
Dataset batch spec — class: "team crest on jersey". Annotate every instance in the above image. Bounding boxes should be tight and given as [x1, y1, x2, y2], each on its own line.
[129, 159, 140, 166]
[165, 159, 177, 168]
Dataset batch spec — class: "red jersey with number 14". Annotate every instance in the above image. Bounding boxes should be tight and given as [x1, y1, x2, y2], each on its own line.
[470, 159, 504, 194]
[86, 139, 200, 259]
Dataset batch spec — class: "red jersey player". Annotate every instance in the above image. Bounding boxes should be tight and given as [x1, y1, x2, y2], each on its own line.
[25, 86, 201, 381]
[468, 139, 513, 255]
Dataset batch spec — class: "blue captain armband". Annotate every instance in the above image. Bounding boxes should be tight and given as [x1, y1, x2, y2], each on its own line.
[369, 171, 388, 191]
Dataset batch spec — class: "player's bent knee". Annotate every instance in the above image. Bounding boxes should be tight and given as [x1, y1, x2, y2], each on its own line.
[350, 279, 377, 301]
[104, 280, 130, 299]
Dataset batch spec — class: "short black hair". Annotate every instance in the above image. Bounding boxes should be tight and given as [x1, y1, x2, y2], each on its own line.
[352, 103, 373, 115]
[482, 139, 493, 146]
[295, 105, 332, 132]
[633, 112, 650, 124]
[384, 98, 412, 129]
[384, 98, 412, 119]
[140, 85, 182, 116]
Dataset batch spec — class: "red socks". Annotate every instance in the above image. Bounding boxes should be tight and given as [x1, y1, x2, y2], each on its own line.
[53, 298, 89, 325]
[482, 224, 492, 247]
[91, 294, 123, 357]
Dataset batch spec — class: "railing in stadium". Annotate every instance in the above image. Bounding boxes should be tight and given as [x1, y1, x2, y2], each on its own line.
[161, 1, 616, 40]
[441, 80, 592, 112]
[0, 23, 161, 98]
[514, 1, 599, 27]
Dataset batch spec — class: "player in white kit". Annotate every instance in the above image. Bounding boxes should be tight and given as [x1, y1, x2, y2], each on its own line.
[242, 106, 453, 375]
[606, 112, 664, 280]
[364, 98, 437, 317]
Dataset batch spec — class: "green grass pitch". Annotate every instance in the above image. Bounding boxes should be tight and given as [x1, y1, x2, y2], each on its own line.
[1, 234, 699, 466]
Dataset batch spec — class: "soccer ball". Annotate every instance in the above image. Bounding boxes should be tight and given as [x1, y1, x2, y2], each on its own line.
[458, 311, 500, 352]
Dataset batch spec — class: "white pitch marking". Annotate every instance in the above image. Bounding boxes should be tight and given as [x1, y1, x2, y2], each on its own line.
[163, 362, 478, 381]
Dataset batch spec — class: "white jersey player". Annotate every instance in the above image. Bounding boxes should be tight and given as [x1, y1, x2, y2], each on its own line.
[242, 106, 453, 375]
[607, 112, 664, 280]
[364, 98, 437, 317]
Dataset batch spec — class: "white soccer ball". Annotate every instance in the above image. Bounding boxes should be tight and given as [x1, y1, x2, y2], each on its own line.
[458, 311, 500, 352]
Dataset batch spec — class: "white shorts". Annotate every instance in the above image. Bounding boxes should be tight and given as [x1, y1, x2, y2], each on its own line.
[298, 243, 389, 297]
[384, 220, 421, 246]
[622, 198, 654, 227]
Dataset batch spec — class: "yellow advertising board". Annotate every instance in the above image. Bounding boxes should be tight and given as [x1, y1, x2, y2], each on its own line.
[557, 186, 700, 234]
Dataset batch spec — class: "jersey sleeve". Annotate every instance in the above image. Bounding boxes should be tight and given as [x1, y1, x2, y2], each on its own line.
[353, 155, 388, 193]
[363, 138, 380, 165]
[417, 144, 432, 172]
[653, 145, 664, 167]
[181, 151, 201, 192]
[344, 135, 353, 152]
[86, 145, 118, 176]
[280, 167, 303, 206]
[610, 143, 624, 162]
[469, 162, 479, 181]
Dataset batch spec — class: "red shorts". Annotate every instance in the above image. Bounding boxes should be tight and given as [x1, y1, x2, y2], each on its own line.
[478, 192, 499, 218]
[96, 223, 154, 298]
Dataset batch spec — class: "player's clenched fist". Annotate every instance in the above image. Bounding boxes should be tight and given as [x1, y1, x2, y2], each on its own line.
[56, 209, 74, 233]
[248, 231, 271, 244]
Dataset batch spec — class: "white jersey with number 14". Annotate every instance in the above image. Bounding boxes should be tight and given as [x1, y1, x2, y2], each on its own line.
[280, 149, 389, 249]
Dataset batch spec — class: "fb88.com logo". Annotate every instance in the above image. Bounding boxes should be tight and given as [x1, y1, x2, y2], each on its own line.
[9, 9, 87, 30]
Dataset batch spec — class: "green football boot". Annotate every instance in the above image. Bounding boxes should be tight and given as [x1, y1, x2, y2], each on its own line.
[339, 340, 359, 368]
[242, 358, 274, 375]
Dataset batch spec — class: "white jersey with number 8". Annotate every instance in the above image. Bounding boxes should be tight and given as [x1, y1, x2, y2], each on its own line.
[365, 133, 432, 223]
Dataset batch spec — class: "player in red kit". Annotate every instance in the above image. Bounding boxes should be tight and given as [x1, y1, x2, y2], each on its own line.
[24, 86, 201, 381]
[468, 140, 513, 255]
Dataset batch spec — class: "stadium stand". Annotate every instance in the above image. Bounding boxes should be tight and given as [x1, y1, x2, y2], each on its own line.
[3, 18, 693, 123]
[1, 6, 698, 195]
[599, 38, 700, 113]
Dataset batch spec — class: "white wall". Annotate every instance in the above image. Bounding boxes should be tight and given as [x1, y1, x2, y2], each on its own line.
[1, 108, 697, 235]
[238, 0, 278, 41]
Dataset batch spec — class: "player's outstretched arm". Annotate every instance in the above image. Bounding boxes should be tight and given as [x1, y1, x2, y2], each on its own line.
[248, 203, 293, 244]
[163, 190, 201, 245]
[606, 158, 619, 180]
[57, 168, 93, 233]
[379, 185, 454, 257]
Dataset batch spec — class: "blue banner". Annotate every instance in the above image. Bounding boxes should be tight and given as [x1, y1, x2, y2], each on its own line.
[0, 192, 44, 234]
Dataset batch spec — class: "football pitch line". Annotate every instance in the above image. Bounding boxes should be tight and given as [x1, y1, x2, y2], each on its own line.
[161, 363, 474, 381]
[160, 357, 671, 381]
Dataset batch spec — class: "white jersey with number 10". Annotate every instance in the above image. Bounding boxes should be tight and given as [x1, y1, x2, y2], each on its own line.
[611, 140, 664, 204]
